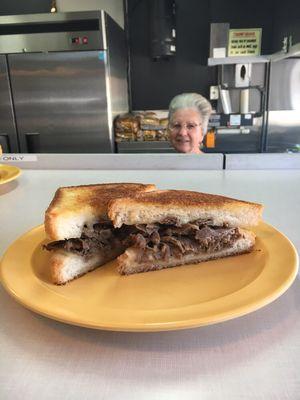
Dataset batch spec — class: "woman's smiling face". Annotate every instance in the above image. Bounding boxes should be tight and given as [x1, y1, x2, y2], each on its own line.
[169, 108, 203, 154]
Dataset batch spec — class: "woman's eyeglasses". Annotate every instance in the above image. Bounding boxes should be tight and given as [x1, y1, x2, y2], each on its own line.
[169, 122, 202, 132]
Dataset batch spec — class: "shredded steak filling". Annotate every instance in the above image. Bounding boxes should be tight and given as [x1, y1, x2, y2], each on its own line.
[126, 221, 242, 263]
[44, 219, 242, 262]
[43, 222, 133, 258]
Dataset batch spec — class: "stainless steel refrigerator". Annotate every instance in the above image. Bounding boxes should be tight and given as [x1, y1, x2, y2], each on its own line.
[0, 11, 128, 153]
[267, 58, 300, 152]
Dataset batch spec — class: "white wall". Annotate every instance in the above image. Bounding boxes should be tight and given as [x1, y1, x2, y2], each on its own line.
[57, 0, 124, 28]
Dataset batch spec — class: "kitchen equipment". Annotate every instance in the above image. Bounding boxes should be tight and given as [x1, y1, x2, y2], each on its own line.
[219, 86, 232, 114]
[240, 89, 250, 113]
[266, 58, 300, 152]
[207, 59, 269, 153]
[149, 0, 176, 60]
[209, 23, 229, 58]
[0, 11, 128, 153]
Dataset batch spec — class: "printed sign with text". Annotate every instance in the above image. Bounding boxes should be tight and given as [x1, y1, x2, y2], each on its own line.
[228, 28, 262, 56]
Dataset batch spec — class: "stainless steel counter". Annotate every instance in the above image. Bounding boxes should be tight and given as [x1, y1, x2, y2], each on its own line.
[225, 153, 300, 169]
[116, 141, 176, 153]
[0, 153, 224, 170]
[1, 153, 300, 171]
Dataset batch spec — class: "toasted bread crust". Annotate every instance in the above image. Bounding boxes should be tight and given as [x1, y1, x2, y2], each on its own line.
[108, 190, 263, 228]
[45, 183, 156, 240]
[110, 189, 262, 208]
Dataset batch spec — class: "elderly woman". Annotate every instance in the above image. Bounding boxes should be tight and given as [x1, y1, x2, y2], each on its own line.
[168, 93, 212, 154]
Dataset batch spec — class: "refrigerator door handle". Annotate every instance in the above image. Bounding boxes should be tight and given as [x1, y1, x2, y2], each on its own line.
[25, 132, 41, 153]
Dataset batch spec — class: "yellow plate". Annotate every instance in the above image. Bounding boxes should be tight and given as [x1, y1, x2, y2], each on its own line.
[0, 164, 21, 184]
[0, 222, 298, 331]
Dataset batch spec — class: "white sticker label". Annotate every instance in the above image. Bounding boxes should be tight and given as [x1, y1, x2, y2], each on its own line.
[0, 154, 37, 162]
[229, 114, 241, 126]
[213, 47, 226, 58]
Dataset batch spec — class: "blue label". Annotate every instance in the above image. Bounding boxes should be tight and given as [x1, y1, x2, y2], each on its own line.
[98, 51, 106, 61]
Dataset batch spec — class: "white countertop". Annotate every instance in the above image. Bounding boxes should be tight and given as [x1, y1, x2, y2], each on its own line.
[1, 169, 300, 400]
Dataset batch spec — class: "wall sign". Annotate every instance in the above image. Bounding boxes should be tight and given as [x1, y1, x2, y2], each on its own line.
[228, 28, 262, 56]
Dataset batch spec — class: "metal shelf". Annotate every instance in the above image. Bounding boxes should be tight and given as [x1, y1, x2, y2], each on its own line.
[208, 55, 270, 66]
[270, 43, 300, 62]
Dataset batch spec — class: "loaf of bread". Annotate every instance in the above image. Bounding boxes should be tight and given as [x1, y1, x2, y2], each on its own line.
[142, 130, 157, 141]
[114, 114, 139, 133]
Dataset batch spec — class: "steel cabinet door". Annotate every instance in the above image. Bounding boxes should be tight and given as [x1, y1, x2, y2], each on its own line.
[0, 55, 19, 152]
[267, 59, 300, 152]
[8, 51, 112, 153]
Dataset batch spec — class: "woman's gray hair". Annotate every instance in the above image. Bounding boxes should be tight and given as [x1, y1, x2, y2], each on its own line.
[168, 93, 212, 134]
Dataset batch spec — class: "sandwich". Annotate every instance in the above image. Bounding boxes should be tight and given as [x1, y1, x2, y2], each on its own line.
[108, 190, 263, 275]
[44, 184, 263, 284]
[43, 183, 156, 284]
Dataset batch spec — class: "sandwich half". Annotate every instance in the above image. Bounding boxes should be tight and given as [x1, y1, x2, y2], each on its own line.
[44, 183, 155, 284]
[108, 190, 263, 275]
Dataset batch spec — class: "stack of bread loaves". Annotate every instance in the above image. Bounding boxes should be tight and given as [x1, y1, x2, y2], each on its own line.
[114, 114, 139, 142]
[138, 112, 168, 141]
[114, 111, 169, 142]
